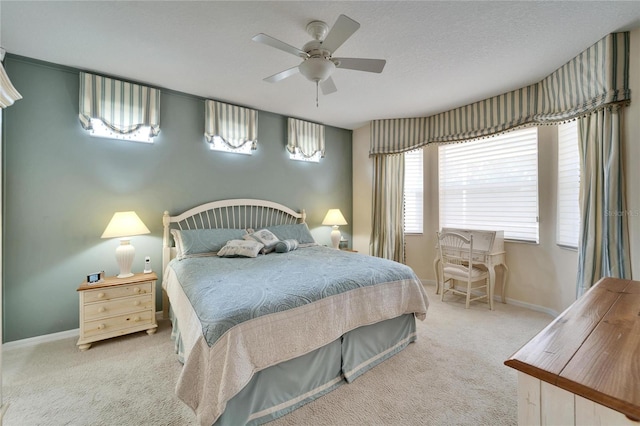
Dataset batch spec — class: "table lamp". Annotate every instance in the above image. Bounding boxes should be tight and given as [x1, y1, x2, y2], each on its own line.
[101, 211, 150, 278]
[322, 209, 347, 249]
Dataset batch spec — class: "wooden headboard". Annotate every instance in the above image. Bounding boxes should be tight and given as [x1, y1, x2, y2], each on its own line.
[162, 198, 306, 274]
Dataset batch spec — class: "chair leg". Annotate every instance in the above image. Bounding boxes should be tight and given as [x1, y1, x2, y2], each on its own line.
[465, 280, 472, 309]
[487, 278, 493, 310]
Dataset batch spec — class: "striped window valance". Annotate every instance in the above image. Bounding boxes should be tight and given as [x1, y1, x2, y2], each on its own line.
[205, 100, 258, 150]
[79, 72, 161, 137]
[370, 32, 630, 155]
[287, 118, 325, 158]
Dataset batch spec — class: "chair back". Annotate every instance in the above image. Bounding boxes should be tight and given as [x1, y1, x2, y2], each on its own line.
[437, 231, 475, 271]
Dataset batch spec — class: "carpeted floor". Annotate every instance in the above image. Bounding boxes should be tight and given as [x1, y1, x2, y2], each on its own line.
[3, 284, 552, 426]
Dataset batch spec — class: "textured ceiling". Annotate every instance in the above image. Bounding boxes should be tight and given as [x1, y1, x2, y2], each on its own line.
[2, 1, 640, 130]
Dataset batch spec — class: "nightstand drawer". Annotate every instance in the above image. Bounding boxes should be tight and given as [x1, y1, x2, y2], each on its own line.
[84, 294, 153, 321]
[83, 310, 155, 338]
[83, 282, 153, 303]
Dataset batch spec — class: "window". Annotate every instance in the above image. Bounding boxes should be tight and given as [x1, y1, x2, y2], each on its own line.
[79, 72, 160, 143]
[404, 149, 423, 234]
[208, 136, 253, 155]
[289, 151, 322, 162]
[557, 121, 580, 248]
[287, 118, 325, 162]
[205, 100, 258, 155]
[88, 119, 154, 144]
[439, 128, 539, 242]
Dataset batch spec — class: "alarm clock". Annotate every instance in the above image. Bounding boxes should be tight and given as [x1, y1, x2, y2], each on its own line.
[87, 271, 105, 284]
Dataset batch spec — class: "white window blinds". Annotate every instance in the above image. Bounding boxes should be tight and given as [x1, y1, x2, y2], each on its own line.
[557, 121, 580, 248]
[205, 100, 258, 153]
[439, 128, 539, 242]
[404, 149, 423, 234]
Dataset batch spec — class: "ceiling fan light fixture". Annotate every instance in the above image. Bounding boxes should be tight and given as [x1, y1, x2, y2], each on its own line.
[299, 58, 335, 83]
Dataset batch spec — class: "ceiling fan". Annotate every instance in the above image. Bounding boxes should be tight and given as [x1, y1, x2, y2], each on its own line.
[252, 14, 386, 104]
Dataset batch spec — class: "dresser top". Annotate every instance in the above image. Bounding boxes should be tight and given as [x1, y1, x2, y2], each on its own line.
[505, 277, 640, 420]
[77, 272, 158, 291]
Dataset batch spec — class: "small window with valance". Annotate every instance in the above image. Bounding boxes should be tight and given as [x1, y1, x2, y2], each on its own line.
[205, 100, 258, 155]
[79, 72, 161, 143]
[287, 118, 324, 163]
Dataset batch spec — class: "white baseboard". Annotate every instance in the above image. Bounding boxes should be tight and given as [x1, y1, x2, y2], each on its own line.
[421, 278, 558, 318]
[502, 297, 559, 317]
[3, 311, 166, 351]
[3, 328, 79, 351]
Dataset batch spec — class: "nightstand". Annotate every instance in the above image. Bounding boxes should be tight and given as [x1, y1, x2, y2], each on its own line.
[76, 272, 158, 351]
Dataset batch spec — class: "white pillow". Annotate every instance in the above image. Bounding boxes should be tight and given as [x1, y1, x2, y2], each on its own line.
[217, 239, 264, 258]
[243, 229, 280, 253]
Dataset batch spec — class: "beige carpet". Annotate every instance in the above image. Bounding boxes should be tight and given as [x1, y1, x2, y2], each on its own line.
[3, 284, 552, 426]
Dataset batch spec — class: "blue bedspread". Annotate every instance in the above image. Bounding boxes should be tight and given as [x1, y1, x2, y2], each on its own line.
[168, 245, 420, 347]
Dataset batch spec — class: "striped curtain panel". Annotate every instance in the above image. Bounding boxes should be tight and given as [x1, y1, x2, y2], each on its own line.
[205, 100, 257, 150]
[370, 154, 405, 262]
[576, 105, 631, 296]
[287, 118, 325, 158]
[370, 32, 630, 154]
[0, 61, 22, 108]
[79, 72, 160, 137]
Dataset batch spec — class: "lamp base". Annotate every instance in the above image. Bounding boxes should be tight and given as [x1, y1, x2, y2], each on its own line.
[117, 272, 135, 279]
[115, 239, 135, 278]
[330, 226, 341, 249]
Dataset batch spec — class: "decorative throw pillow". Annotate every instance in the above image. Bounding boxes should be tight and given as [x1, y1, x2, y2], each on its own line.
[244, 229, 280, 253]
[266, 223, 316, 246]
[217, 239, 264, 258]
[171, 228, 248, 260]
[275, 239, 299, 253]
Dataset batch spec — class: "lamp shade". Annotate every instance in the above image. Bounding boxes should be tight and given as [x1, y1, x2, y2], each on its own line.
[322, 209, 347, 226]
[101, 211, 150, 239]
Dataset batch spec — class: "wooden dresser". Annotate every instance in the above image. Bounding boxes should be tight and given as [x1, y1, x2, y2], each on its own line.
[76, 272, 158, 350]
[505, 277, 640, 425]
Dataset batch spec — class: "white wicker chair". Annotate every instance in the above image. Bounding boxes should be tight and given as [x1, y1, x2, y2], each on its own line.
[437, 231, 490, 309]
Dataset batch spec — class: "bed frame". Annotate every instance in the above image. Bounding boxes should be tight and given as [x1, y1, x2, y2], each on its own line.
[160, 198, 424, 425]
[162, 198, 306, 317]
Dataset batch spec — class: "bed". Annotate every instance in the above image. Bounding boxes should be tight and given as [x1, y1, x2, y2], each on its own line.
[161, 199, 429, 425]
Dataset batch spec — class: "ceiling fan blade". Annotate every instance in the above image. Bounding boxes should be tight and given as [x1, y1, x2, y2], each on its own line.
[252, 33, 308, 58]
[320, 77, 337, 95]
[321, 14, 360, 53]
[333, 58, 386, 73]
[264, 66, 300, 83]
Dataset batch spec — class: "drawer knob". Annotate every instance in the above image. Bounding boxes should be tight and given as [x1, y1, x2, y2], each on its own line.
[134, 300, 141, 306]
[133, 316, 141, 322]
[97, 292, 105, 298]
[98, 323, 106, 330]
[98, 307, 106, 313]
[133, 287, 141, 294]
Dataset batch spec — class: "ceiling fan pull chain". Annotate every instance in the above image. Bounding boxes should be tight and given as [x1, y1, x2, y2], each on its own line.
[316, 81, 319, 107]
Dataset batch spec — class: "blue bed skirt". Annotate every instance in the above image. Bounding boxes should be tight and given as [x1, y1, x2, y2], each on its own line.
[176, 313, 418, 425]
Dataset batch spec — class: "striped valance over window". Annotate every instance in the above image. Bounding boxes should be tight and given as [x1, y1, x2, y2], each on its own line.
[79, 72, 161, 137]
[205, 100, 258, 150]
[287, 118, 325, 158]
[370, 32, 630, 155]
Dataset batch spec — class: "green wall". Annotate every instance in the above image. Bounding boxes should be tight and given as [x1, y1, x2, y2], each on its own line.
[2, 56, 353, 342]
